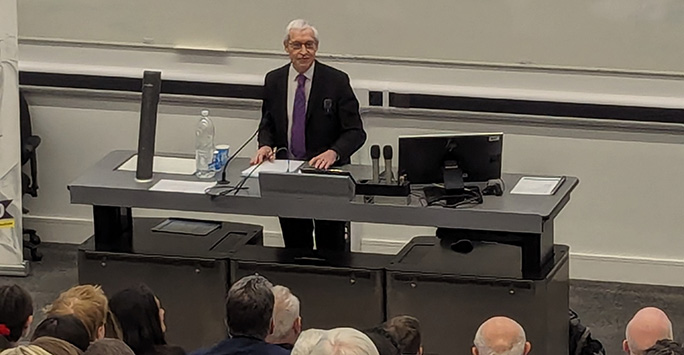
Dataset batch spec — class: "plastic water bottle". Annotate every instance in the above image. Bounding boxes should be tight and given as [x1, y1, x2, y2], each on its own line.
[195, 109, 215, 179]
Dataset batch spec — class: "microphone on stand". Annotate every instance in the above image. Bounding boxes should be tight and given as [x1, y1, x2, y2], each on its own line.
[383, 145, 393, 185]
[370, 145, 380, 183]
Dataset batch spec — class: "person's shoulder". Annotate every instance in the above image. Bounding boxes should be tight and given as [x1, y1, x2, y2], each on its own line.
[263, 343, 291, 355]
[265, 64, 290, 80]
[315, 61, 350, 80]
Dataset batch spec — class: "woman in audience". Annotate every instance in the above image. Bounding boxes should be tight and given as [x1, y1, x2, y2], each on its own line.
[0, 284, 34, 351]
[85, 339, 135, 355]
[44, 285, 118, 342]
[108, 284, 185, 355]
[31, 314, 91, 352]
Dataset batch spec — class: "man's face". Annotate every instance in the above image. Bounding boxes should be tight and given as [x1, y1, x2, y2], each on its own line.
[285, 28, 318, 73]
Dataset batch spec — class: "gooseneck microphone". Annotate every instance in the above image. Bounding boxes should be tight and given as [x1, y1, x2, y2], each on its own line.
[370, 145, 380, 183]
[383, 145, 393, 185]
[135, 70, 162, 183]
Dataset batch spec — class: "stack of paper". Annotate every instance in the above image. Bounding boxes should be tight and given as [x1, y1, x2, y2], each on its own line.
[510, 176, 565, 195]
[241, 160, 305, 178]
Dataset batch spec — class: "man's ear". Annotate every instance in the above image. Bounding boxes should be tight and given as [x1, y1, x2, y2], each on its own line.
[623, 339, 630, 354]
[23, 315, 34, 336]
[293, 317, 302, 335]
[97, 325, 105, 340]
[524, 342, 532, 355]
[269, 318, 275, 336]
[471, 346, 478, 355]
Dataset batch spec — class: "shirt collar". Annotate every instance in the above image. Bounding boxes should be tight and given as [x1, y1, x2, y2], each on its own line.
[289, 61, 315, 82]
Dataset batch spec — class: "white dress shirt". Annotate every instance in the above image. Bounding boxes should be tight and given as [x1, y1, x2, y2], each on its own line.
[286, 62, 315, 147]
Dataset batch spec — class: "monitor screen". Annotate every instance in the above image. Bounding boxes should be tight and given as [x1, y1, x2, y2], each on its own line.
[398, 132, 503, 186]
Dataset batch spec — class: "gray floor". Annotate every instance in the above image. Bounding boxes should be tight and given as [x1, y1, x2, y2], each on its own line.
[2, 243, 683, 355]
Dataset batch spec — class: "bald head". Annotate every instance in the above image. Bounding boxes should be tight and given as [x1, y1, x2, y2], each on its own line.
[624, 307, 673, 355]
[473, 317, 531, 355]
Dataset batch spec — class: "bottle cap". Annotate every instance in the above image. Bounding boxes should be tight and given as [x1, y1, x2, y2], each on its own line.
[201, 109, 210, 116]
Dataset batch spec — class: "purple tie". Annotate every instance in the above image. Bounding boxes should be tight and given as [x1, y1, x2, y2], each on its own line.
[291, 74, 307, 159]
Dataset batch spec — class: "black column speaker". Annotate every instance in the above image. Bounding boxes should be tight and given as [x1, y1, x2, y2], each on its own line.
[135, 70, 162, 182]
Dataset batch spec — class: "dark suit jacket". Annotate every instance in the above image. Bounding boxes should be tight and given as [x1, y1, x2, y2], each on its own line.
[189, 336, 290, 355]
[257, 61, 367, 165]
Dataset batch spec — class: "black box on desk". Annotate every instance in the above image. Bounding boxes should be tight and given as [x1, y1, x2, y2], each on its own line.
[78, 218, 263, 352]
[386, 237, 569, 355]
[231, 245, 392, 330]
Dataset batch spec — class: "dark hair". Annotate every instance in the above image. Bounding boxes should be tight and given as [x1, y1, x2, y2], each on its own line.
[108, 284, 166, 355]
[32, 314, 91, 351]
[0, 284, 33, 348]
[384, 316, 422, 355]
[364, 328, 400, 355]
[226, 275, 274, 339]
[645, 339, 684, 355]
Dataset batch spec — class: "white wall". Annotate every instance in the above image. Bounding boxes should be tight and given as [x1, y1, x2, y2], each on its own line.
[16, 0, 684, 73]
[18, 41, 684, 287]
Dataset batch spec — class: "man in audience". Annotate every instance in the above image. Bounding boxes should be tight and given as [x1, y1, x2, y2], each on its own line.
[190, 275, 288, 355]
[384, 316, 422, 355]
[472, 316, 531, 355]
[624, 307, 674, 355]
[266, 286, 302, 350]
[309, 328, 379, 355]
[291, 329, 328, 355]
[644, 339, 684, 355]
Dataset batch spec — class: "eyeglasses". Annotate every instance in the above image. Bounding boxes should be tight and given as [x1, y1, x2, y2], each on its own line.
[288, 41, 317, 51]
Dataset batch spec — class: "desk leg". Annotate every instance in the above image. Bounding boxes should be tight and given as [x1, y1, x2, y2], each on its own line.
[93, 205, 133, 252]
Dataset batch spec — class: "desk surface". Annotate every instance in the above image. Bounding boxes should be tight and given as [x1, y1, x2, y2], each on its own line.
[69, 150, 578, 234]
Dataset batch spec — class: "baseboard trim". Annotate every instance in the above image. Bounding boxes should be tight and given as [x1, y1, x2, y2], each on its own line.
[21, 216, 684, 287]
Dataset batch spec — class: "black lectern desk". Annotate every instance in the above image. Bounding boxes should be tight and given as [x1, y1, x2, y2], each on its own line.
[69, 151, 578, 353]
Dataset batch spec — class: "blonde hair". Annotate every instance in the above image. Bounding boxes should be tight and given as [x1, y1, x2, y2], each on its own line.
[44, 285, 109, 341]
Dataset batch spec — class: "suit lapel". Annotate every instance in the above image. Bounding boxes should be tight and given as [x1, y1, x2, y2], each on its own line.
[275, 65, 289, 139]
[307, 61, 323, 123]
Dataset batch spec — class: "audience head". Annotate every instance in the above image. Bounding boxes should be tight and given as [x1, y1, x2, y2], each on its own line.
[32, 315, 91, 352]
[472, 316, 531, 355]
[31, 336, 85, 355]
[44, 285, 109, 341]
[84, 338, 135, 355]
[225, 275, 274, 340]
[0, 344, 53, 355]
[283, 19, 319, 73]
[108, 284, 167, 355]
[292, 329, 328, 355]
[624, 307, 674, 355]
[384, 316, 422, 355]
[266, 285, 302, 346]
[644, 339, 684, 355]
[0, 284, 34, 349]
[309, 327, 379, 355]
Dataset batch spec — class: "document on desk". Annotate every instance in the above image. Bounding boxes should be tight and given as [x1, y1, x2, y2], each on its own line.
[241, 160, 305, 178]
[149, 179, 216, 194]
[510, 176, 565, 195]
[118, 155, 196, 175]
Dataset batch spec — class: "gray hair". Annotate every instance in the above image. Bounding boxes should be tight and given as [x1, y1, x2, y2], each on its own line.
[270, 285, 301, 341]
[309, 327, 380, 355]
[473, 320, 526, 355]
[292, 329, 329, 355]
[226, 275, 274, 339]
[284, 19, 319, 44]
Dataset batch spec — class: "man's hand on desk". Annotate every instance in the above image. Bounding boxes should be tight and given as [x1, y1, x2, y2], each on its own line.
[309, 149, 338, 170]
[250, 146, 276, 165]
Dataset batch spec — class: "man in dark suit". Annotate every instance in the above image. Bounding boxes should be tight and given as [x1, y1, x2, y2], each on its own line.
[251, 19, 366, 252]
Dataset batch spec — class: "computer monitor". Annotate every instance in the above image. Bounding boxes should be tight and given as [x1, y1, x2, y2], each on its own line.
[398, 132, 503, 193]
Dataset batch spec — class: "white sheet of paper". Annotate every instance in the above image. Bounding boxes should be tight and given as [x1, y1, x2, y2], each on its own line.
[149, 179, 216, 194]
[241, 160, 305, 178]
[510, 176, 564, 195]
[118, 155, 196, 175]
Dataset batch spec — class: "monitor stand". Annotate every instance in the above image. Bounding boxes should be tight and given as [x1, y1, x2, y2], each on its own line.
[423, 160, 472, 205]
